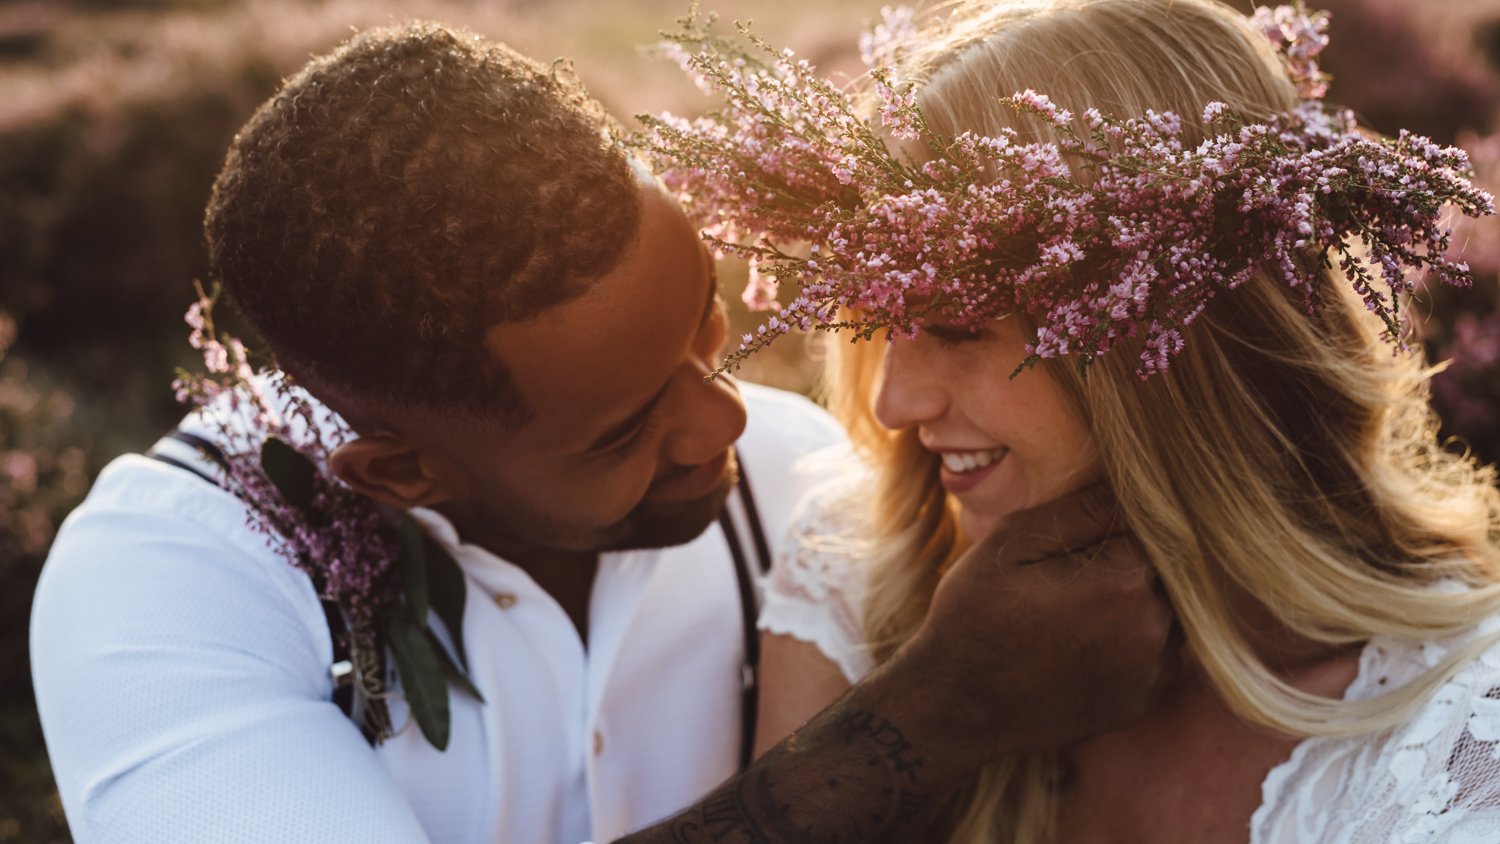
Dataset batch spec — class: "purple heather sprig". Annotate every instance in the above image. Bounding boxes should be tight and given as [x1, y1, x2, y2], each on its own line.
[174, 283, 401, 654]
[638, 4, 1493, 379]
[1250, 2, 1332, 100]
[172, 286, 479, 749]
[859, 5, 919, 72]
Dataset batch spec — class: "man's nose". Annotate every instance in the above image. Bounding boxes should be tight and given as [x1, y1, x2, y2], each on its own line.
[873, 338, 948, 430]
[662, 367, 747, 467]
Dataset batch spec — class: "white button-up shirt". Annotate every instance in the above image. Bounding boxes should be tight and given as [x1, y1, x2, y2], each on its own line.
[31, 383, 845, 844]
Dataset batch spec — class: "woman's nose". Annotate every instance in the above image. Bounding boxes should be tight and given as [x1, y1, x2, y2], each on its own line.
[874, 337, 948, 430]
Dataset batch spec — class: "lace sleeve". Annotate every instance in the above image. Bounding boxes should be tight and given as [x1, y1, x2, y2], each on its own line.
[758, 472, 875, 683]
[1252, 620, 1500, 844]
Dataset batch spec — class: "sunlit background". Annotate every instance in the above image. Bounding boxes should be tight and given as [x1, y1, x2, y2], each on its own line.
[2, 0, 1500, 840]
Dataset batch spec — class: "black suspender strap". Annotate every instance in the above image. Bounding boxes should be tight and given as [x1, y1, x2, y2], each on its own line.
[145, 429, 375, 741]
[146, 429, 229, 485]
[719, 506, 761, 773]
[165, 429, 229, 469]
[145, 451, 216, 483]
[734, 467, 773, 576]
[321, 600, 380, 744]
[721, 457, 774, 772]
[321, 601, 356, 715]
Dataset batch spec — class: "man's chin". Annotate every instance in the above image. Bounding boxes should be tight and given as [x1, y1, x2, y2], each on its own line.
[600, 471, 736, 552]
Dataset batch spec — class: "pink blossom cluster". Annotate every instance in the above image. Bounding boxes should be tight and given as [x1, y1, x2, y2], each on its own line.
[1444, 132, 1500, 281]
[1250, 2, 1332, 100]
[858, 5, 918, 72]
[173, 284, 401, 652]
[638, 6, 1493, 379]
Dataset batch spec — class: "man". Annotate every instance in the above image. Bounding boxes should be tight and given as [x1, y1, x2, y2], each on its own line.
[31, 21, 1173, 844]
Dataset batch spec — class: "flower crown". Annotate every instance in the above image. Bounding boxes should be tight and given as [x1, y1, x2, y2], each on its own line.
[638, 3, 1493, 378]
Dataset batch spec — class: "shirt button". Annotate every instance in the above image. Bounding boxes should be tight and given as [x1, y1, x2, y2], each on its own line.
[593, 730, 604, 756]
[493, 592, 517, 609]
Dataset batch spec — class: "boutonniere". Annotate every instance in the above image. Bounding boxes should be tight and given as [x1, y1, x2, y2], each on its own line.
[172, 282, 481, 749]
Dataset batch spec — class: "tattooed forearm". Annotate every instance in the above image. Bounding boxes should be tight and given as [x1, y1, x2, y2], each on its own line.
[646, 705, 941, 844]
[629, 485, 1177, 844]
[665, 769, 777, 844]
[824, 710, 926, 782]
[826, 710, 936, 839]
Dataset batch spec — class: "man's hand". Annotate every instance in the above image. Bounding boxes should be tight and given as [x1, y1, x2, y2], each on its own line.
[621, 484, 1176, 844]
[901, 483, 1177, 761]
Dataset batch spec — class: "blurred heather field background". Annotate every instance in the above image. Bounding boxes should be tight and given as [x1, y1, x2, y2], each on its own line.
[2, 0, 1500, 840]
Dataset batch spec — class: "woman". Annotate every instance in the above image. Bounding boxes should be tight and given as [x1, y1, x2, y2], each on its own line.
[748, 0, 1500, 841]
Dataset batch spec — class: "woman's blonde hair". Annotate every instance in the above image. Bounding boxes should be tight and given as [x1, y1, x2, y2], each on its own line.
[827, 0, 1500, 840]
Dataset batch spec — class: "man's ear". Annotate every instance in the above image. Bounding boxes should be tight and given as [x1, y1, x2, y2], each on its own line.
[328, 434, 453, 510]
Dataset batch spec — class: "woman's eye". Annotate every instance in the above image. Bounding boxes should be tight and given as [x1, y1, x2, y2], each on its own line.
[926, 325, 985, 347]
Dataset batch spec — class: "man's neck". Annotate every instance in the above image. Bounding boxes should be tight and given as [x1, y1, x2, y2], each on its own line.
[436, 505, 599, 644]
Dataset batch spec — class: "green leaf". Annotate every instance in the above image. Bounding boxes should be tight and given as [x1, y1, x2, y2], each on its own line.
[426, 627, 484, 703]
[260, 437, 317, 514]
[397, 516, 428, 623]
[385, 613, 451, 751]
[423, 534, 469, 671]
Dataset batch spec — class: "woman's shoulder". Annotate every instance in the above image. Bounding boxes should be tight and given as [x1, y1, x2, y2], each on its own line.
[758, 463, 877, 682]
[1252, 621, 1500, 844]
[773, 463, 875, 597]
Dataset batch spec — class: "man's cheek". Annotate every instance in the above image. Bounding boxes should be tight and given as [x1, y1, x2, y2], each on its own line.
[566, 468, 659, 528]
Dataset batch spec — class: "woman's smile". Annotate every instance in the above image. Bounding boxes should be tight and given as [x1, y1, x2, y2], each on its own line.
[875, 316, 1102, 542]
[935, 446, 1008, 494]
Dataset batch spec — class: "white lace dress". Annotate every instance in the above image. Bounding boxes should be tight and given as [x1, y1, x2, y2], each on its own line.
[758, 475, 1500, 843]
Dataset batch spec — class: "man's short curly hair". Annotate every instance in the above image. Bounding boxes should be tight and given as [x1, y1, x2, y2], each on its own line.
[206, 21, 643, 427]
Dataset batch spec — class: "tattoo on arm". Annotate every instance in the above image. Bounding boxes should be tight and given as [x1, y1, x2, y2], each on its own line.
[659, 708, 938, 844]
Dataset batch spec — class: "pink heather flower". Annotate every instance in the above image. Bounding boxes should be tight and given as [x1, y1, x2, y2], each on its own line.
[185, 301, 206, 335]
[742, 259, 780, 311]
[228, 338, 254, 381]
[640, 7, 1491, 378]
[1251, 2, 1331, 100]
[1011, 90, 1072, 126]
[174, 287, 403, 669]
[859, 6, 919, 70]
[1137, 328, 1186, 377]
[201, 340, 230, 374]
[655, 41, 715, 96]
[873, 69, 920, 141]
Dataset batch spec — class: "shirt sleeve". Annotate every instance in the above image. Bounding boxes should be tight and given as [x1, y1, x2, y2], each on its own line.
[1253, 625, 1500, 844]
[30, 458, 431, 844]
[1337, 634, 1500, 844]
[757, 472, 875, 683]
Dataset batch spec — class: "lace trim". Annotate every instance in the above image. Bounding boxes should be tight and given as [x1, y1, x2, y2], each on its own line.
[758, 472, 874, 684]
[1251, 620, 1500, 844]
[759, 595, 874, 682]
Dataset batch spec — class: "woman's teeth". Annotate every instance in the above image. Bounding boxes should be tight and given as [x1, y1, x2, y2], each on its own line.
[940, 448, 1005, 474]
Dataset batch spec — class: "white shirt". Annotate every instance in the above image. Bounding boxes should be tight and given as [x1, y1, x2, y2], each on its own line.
[31, 382, 845, 844]
[761, 473, 1500, 844]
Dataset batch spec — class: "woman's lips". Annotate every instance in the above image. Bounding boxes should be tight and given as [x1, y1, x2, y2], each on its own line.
[937, 447, 1007, 495]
